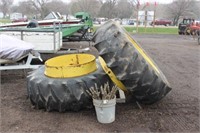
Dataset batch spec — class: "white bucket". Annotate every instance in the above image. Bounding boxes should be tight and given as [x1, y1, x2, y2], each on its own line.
[93, 97, 116, 124]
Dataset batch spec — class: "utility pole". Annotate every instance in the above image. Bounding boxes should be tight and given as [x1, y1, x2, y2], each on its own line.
[145, 2, 149, 33]
[153, 1, 157, 29]
[145, 10, 147, 33]
[136, 0, 140, 33]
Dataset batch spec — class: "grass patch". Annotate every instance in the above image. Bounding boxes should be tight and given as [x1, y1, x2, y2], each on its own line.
[124, 26, 178, 34]
[0, 19, 11, 23]
[93, 25, 178, 34]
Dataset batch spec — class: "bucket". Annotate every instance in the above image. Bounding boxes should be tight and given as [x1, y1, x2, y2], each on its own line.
[93, 97, 116, 124]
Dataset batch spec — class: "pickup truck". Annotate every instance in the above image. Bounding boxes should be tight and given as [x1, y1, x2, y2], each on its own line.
[150, 19, 172, 26]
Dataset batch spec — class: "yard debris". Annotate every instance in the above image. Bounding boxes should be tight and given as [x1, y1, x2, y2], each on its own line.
[86, 82, 118, 100]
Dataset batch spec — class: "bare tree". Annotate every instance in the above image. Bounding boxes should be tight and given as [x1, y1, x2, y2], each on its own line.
[46, 0, 69, 14]
[70, 0, 100, 17]
[97, 0, 104, 5]
[28, 0, 51, 19]
[98, 0, 118, 18]
[11, 1, 37, 18]
[11, 0, 69, 19]
[128, 0, 139, 10]
[116, 0, 132, 19]
[167, 0, 198, 26]
[128, 0, 149, 18]
[0, 0, 13, 18]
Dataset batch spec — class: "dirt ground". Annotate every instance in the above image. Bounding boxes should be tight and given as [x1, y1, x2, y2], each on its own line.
[1, 34, 199, 133]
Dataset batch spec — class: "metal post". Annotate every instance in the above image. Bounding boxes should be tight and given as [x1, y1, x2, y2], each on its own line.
[145, 10, 147, 33]
[20, 31, 23, 40]
[153, 7, 156, 29]
[136, 8, 139, 33]
[53, 30, 56, 53]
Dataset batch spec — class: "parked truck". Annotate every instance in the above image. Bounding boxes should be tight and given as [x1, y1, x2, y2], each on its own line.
[150, 19, 172, 26]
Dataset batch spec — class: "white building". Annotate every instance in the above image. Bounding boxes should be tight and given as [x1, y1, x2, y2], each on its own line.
[0, 12, 3, 18]
[138, 11, 154, 25]
[10, 13, 23, 20]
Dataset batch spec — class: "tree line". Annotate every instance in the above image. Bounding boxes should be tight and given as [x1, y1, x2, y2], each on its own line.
[0, 0, 200, 25]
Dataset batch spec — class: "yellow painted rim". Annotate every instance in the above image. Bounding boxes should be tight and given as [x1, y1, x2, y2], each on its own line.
[45, 54, 97, 78]
[99, 56, 127, 92]
[126, 34, 160, 74]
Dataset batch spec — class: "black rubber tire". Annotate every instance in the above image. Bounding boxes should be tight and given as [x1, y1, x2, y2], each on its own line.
[184, 27, 191, 35]
[27, 60, 113, 112]
[92, 21, 172, 104]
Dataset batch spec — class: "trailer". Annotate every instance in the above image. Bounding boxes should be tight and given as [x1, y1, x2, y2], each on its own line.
[0, 12, 94, 71]
[0, 27, 62, 53]
[0, 11, 93, 53]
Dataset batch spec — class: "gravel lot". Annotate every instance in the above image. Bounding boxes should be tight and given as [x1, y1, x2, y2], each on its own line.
[1, 34, 199, 132]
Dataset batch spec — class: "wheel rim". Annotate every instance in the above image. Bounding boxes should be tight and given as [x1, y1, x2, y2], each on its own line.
[45, 54, 97, 78]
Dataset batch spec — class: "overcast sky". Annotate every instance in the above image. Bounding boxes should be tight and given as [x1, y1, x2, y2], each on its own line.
[13, 0, 173, 5]
[139, 0, 173, 4]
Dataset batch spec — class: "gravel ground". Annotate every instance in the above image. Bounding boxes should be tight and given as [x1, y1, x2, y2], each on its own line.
[1, 34, 199, 133]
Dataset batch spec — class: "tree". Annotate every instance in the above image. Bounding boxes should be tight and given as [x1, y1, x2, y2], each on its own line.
[127, 0, 149, 18]
[128, 0, 139, 10]
[0, 0, 13, 18]
[167, 0, 198, 26]
[28, 0, 51, 19]
[98, 0, 118, 18]
[46, 0, 69, 14]
[116, 0, 132, 19]
[11, 1, 37, 18]
[70, 0, 100, 17]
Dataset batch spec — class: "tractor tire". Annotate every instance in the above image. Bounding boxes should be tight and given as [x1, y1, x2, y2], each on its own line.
[27, 60, 113, 112]
[184, 27, 191, 35]
[92, 21, 172, 104]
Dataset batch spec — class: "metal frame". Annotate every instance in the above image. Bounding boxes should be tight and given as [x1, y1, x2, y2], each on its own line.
[0, 26, 62, 54]
[0, 53, 41, 71]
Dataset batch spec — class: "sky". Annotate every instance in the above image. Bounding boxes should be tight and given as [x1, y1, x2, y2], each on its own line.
[13, 0, 174, 5]
[138, 0, 173, 4]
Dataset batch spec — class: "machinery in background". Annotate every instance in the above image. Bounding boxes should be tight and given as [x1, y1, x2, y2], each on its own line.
[178, 18, 200, 35]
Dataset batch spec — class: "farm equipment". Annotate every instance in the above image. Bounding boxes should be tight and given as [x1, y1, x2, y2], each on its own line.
[178, 18, 200, 45]
[178, 18, 200, 35]
[0, 12, 93, 54]
[178, 18, 194, 35]
[62, 12, 93, 41]
[0, 12, 94, 71]
[27, 21, 172, 112]
[0, 11, 93, 39]
[0, 12, 83, 28]
[0, 15, 172, 111]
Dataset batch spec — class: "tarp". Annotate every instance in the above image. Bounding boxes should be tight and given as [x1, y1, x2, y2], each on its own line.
[0, 34, 34, 61]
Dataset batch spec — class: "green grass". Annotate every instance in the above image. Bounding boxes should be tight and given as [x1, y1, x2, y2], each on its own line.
[124, 26, 178, 34]
[0, 19, 11, 23]
[93, 25, 178, 34]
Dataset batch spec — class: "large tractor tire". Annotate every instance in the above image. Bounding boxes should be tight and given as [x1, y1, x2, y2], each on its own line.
[27, 59, 113, 112]
[92, 21, 172, 104]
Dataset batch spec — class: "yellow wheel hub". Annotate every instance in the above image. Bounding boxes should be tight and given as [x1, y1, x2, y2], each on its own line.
[45, 54, 97, 78]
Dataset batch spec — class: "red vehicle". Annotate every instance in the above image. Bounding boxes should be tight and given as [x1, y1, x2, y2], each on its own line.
[151, 19, 172, 26]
